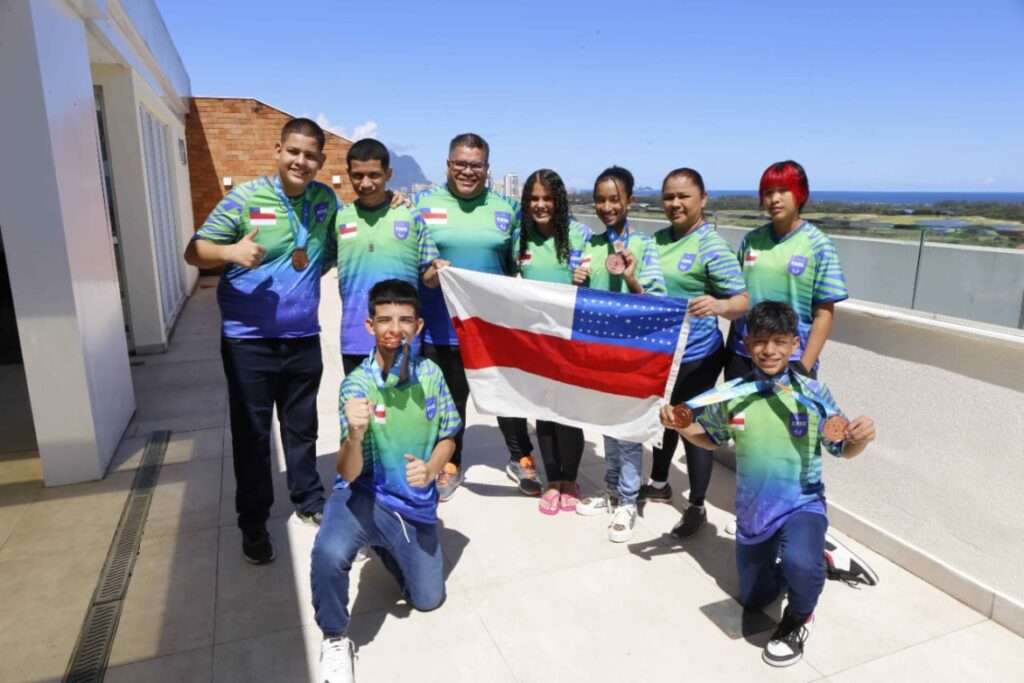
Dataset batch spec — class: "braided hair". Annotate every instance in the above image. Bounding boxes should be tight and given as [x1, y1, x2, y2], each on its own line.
[519, 169, 572, 268]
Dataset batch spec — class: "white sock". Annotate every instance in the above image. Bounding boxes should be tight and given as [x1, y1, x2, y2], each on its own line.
[648, 480, 668, 489]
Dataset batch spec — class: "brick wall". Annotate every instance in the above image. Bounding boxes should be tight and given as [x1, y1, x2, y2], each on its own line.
[186, 97, 356, 230]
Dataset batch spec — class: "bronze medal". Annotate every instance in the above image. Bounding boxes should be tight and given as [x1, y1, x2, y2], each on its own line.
[822, 415, 849, 442]
[291, 248, 309, 271]
[605, 253, 626, 275]
[671, 405, 694, 429]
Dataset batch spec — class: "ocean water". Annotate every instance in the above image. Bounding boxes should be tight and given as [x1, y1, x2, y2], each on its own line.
[707, 190, 1024, 205]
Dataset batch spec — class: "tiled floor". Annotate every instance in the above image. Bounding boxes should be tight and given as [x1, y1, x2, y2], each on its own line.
[2, 280, 1023, 683]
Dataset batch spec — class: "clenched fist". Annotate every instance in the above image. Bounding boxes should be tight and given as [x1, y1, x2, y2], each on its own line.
[345, 398, 372, 437]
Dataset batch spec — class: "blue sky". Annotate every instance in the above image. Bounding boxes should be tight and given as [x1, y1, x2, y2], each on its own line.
[158, 0, 1024, 192]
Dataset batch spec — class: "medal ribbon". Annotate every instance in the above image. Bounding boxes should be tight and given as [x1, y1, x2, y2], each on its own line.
[772, 372, 845, 438]
[268, 176, 313, 251]
[369, 337, 415, 390]
[607, 221, 631, 254]
[682, 376, 775, 410]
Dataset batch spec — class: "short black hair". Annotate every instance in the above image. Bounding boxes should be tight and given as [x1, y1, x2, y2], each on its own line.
[448, 132, 489, 160]
[346, 138, 390, 170]
[280, 117, 325, 152]
[593, 166, 634, 199]
[745, 301, 799, 337]
[368, 279, 420, 317]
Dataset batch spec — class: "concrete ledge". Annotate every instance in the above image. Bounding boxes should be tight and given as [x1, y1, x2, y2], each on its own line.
[711, 448, 1024, 637]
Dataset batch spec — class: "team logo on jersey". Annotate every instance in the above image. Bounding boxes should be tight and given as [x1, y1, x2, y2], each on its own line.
[373, 405, 387, 425]
[249, 207, 277, 226]
[314, 202, 329, 223]
[678, 253, 697, 272]
[789, 412, 809, 438]
[421, 208, 447, 225]
[788, 255, 809, 276]
[494, 211, 511, 232]
[339, 223, 358, 240]
[729, 412, 746, 431]
[425, 396, 437, 421]
[744, 250, 760, 267]
[393, 220, 410, 240]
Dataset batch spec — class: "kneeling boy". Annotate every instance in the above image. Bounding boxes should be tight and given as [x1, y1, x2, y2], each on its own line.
[662, 301, 875, 668]
[312, 279, 460, 682]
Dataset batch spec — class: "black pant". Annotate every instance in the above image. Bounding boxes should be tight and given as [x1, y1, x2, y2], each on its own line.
[221, 336, 325, 531]
[342, 354, 367, 376]
[651, 350, 725, 505]
[536, 420, 584, 483]
[421, 343, 533, 467]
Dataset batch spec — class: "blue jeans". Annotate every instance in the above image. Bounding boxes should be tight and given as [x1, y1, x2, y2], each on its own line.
[602, 436, 644, 505]
[735, 511, 828, 620]
[311, 486, 446, 636]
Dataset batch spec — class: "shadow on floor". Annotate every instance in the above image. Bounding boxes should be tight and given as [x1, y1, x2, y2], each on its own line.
[347, 522, 470, 648]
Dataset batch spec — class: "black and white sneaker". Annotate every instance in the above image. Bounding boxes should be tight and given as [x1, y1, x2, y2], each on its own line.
[762, 611, 813, 667]
[638, 482, 673, 503]
[293, 510, 324, 527]
[241, 527, 275, 565]
[824, 534, 879, 586]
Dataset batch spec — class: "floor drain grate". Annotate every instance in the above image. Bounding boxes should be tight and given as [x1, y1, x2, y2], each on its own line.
[63, 430, 170, 682]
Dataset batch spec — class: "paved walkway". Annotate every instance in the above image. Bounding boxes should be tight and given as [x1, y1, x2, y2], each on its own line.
[2, 277, 1023, 682]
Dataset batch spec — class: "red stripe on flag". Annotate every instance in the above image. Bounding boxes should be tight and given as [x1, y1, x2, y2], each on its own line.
[452, 317, 671, 399]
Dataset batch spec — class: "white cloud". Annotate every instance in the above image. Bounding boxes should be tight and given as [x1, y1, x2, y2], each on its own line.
[314, 113, 379, 141]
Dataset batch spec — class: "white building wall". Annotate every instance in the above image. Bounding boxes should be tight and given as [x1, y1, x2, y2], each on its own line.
[0, 0, 135, 484]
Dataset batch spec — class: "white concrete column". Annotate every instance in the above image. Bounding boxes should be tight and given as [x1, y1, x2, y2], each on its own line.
[91, 63, 168, 352]
[0, 0, 135, 485]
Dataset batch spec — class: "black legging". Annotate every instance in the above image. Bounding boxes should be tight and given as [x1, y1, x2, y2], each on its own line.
[536, 420, 584, 483]
[650, 349, 725, 506]
[422, 343, 533, 467]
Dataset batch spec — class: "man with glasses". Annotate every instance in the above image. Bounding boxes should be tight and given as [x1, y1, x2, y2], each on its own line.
[418, 133, 539, 501]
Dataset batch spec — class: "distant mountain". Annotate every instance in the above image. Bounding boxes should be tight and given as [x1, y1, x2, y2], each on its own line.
[634, 185, 660, 197]
[391, 154, 430, 189]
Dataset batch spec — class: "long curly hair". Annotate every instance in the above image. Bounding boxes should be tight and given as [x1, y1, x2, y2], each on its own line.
[519, 169, 572, 267]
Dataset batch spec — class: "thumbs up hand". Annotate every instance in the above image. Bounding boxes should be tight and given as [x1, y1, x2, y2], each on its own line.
[231, 227, 266, 268]
[404, 454, 431, 487]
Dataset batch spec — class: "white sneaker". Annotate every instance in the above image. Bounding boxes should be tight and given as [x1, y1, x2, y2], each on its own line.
[576, 491, 618, 517]
[724, 518, 737, 536]
[608, 503, 637, 543]
[320, 636, 355, 683]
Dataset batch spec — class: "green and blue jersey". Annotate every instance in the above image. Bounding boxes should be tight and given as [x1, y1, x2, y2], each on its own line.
[517, 220, 592, 284]
[194, 176, 338, 339]
[698, 371, 845, 544]
[729, 222, 848, 362]
[587, 223, 667, 295]
[338, 355, 461, 524]
[335, 202, 438, 354]
[654, 223, 746, 363]
[415, 185, 519, 345]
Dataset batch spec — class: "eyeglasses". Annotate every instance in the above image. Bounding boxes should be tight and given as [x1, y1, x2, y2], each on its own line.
[447, 160, 487, 173]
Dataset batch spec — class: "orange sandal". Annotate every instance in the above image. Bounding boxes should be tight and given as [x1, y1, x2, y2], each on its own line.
[539, 488, 561, 516]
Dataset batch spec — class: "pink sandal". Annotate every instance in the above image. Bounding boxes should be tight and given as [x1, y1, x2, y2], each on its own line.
[559, 482, 581, 512]
[539, 488, 561, 516]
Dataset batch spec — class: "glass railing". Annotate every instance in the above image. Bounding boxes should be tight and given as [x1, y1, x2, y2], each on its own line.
[571, 208, 1024, 331]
